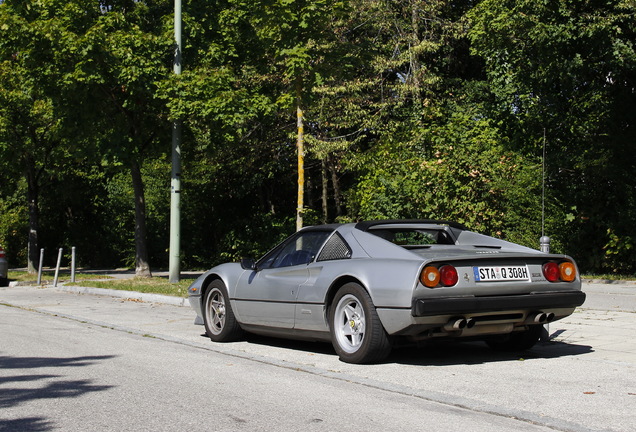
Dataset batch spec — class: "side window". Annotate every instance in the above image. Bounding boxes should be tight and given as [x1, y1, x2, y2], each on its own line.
[317, 233, 352, 261]
[269, 231, 331, 268]
[258, 248, 281, 270]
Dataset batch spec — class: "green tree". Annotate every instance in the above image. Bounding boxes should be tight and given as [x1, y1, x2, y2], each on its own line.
[334, 1, 507, 225]
[0, 0, 86, 272]
[468, 0, 636, 272]
[248, 0, 351, 229]
[159, 0, 298, 264]
[71, 0, 174, 276]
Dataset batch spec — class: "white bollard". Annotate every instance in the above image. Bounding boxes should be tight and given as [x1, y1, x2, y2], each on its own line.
[37, 248, 44, 285]
[71, 247, 76, 283]
[53, 248, 62, 287]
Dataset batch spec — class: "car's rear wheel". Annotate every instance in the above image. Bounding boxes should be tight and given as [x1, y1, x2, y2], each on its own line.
[329, 282, 392, 364]
[486, 325, 543, 352]
[203, 280, 243, 342]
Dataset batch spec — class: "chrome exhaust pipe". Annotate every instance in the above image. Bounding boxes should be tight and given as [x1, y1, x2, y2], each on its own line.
[444, 318, 467, 331]
[529, 312, 547, 323]
[466, 318, 476, 329]
[546, 312, 555, 322]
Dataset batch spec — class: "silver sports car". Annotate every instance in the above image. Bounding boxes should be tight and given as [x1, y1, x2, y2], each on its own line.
[187, 220, 586, 363]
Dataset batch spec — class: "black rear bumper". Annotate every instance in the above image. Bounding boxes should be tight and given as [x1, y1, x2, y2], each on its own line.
[412, 291, 586, 317]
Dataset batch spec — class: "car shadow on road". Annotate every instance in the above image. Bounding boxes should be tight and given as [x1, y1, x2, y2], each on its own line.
[247, 334, 337, 356]
[199, 333, 337, 356]
[213, 333, 593, 366]
[389, 339, 594, 366]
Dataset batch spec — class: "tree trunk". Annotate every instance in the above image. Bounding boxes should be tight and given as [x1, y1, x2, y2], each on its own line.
[328, 155, 343, 218]
[131, 160, 152, 277]
[410, 0, 421, 97]
[25, 160, 39, 274]
[321, 158, 328, 223]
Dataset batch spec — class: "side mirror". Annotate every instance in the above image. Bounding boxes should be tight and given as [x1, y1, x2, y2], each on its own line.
[240, 258, 257, 270]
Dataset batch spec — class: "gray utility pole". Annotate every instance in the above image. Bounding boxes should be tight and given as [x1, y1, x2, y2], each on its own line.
[169, 0, 182, 283]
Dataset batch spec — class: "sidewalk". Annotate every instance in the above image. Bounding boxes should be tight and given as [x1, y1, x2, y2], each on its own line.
[6, 269, 203, 306]
[581, 281, 636, 312]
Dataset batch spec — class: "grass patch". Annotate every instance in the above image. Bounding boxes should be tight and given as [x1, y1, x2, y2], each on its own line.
[67, 277, 191, 297]
[7, 270, 192, 297]
[8, 270, 112, 285]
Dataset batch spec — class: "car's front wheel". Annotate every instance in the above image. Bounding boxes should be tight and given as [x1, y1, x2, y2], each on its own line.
[203, 280, 243, 342]
[329, 282, 392, 364]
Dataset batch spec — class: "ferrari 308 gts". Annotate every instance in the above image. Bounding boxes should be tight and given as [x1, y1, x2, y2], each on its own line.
[187, 220, 585, 363]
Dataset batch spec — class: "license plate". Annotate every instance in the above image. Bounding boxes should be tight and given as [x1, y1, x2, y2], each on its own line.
[473, 266, 529, 282]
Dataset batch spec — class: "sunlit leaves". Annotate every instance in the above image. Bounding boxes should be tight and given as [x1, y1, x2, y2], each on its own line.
[468, 0, 636, 271]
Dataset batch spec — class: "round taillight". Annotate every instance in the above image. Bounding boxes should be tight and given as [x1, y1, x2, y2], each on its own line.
[439, 265, 458, 287]
[559, 262, 576, 282]
[543, 262, 560, 282]
[421, 266, 441, 288]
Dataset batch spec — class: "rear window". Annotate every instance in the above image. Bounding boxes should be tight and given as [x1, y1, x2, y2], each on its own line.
[369, 228, 455, 247]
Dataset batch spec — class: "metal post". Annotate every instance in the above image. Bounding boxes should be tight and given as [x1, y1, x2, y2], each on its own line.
[71, 246, 76, 283]
[37, 248, 44, 285]
[53, 248, 62, 287]
[169, 0, 182, 283]
[540, 132, 551, 342]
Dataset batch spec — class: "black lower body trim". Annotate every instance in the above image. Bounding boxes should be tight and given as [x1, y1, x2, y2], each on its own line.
[412, 291, 586, 317]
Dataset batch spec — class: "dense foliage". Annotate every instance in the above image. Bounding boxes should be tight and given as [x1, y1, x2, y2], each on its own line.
[1, 0, 634, 274]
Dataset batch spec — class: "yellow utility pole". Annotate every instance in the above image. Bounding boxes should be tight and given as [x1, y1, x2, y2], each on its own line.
[296, 103, 304, 231]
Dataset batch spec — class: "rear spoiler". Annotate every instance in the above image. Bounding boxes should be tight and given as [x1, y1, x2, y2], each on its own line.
[355, 219, 468, 232]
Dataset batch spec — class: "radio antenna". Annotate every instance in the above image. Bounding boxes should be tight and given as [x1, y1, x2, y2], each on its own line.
[541, 129, 546, 238]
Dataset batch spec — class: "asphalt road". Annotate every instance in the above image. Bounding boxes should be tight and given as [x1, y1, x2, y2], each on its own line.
[1, 281, 634, 431]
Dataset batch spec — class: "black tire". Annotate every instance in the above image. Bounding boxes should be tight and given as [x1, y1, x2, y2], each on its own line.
[486, 325, 543, 352]
[202, 279, 244, 342]
[0, 277, 7, 287]
[329, 282, 392, 364]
